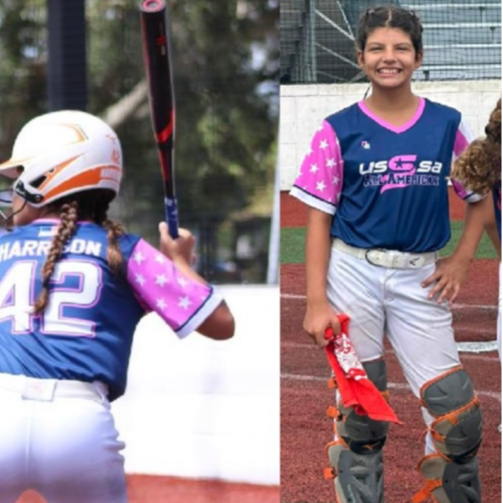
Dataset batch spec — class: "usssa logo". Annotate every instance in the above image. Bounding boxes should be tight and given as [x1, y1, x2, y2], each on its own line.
[359, 155, 442, 193]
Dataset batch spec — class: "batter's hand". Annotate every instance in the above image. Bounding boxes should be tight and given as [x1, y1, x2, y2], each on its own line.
[303, 301, 341, 348]
[159, 223, 196, 266]
[421, 255, 471, 304]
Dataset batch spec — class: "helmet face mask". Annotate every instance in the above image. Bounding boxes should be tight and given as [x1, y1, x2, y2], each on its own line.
[0, 178, 14, 210]
[0, 178, 16, 225]
[0, 110, 123, 208]
[0, 190, 13, 207]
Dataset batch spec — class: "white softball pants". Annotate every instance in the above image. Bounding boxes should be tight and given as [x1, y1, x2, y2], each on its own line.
[327, 247, 461, 454]
[0, 374, 128, 503]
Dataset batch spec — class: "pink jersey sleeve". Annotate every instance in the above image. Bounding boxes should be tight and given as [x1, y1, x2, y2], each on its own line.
[126, 239, 223, 338]
[289, 120, 343, 214]
[451, 117, 484, 203]
[452, 117, 474, 161]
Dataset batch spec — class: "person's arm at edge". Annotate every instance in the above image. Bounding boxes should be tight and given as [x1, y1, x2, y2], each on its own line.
[485, 212, 501, 262]
[304, 208, 340, 347]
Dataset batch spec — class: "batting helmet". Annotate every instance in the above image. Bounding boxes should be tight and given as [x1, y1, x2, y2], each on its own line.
[0, 110, 122, 207]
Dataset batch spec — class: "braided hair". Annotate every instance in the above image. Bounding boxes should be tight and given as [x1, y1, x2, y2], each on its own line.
[356, 5, 423, 59]
[33, 189, 125, 314]
[451, 98, 501, 194]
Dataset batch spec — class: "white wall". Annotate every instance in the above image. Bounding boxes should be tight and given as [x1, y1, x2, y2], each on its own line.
[280, 80, 501, 190]
[111, 285, 280, 486]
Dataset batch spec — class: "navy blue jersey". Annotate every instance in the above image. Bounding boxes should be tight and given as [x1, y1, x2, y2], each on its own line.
[0, 220, 222, 400]
[291, 98, 481, 252]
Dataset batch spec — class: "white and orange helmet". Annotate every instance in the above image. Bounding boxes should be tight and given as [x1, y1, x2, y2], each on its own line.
[0, 110, 122, 207]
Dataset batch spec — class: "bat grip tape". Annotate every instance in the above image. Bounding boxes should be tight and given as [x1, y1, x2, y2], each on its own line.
[164, 196, 179, 239]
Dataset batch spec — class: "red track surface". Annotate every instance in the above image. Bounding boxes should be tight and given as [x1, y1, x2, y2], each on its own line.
[16, 478, 280, 503]
[281, 190, 501, 502]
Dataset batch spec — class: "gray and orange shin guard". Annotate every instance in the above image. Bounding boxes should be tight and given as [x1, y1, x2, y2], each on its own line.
[324, 360, 389, 503]
[413, 367, 482, 503]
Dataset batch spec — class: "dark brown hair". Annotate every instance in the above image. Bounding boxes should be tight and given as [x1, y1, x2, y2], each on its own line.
[356, 5, 423, 58]
[451, 98, 501, 194]
[34, 189, 125, 314]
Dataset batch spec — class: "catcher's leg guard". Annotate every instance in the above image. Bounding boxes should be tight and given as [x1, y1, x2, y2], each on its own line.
[413, 366, 482, 503]
[325, 360, 388, 503]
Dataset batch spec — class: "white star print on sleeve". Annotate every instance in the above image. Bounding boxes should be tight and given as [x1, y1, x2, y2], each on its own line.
[126, 239, 223, 338]
[290, 120, 344, 215]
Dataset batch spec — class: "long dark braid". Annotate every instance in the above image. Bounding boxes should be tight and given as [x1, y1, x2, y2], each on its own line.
[33, 189, 125, 314]
[33, 201, 79, 314]
[94, 200, 125, 276]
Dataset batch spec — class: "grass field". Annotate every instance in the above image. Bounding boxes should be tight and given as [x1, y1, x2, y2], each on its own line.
[280, 221, 498, 264]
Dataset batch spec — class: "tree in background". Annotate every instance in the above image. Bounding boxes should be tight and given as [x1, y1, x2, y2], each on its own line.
[0, 1, 47, 156]
[0, 0, 278, 282]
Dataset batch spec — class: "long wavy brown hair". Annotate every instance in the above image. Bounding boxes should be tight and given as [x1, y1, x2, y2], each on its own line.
[451, 98, 501, 194]
[33, 189, 125, 314]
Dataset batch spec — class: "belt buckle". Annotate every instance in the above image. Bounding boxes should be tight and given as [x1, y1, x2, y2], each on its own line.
[391, 254, 406, 268]
[365, 249, 388, 268]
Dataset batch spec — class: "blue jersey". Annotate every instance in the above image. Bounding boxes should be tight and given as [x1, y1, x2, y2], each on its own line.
[0, 220, 222, 401]
[291, 98, 481, 252]
[494, 183, 501, 241]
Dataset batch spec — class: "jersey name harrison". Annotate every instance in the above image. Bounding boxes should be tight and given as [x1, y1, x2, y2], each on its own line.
[359, 156, 442, 194]
[0, 239, 102, 262]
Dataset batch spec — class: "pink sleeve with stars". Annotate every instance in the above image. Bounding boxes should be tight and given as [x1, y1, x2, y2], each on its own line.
[289, 120, 343, 215]
[451, 117, 484, 204]
[126, 239, 223, 338]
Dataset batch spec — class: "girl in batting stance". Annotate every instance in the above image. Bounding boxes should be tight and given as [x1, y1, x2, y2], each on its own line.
[0, 110, 235, 503]
[424, 98, 502, 445]
[290, 6, 483, 503]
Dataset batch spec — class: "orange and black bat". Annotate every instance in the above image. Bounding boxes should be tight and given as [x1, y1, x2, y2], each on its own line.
[139, 0, 178, 238]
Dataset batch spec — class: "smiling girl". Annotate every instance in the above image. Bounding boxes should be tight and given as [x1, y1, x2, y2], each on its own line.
[290, 5, 483, 503]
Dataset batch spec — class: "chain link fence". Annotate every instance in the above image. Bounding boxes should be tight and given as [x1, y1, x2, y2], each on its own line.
[281, 0, 501, 84]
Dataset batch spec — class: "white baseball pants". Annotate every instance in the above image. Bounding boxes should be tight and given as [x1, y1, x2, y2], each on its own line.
[0, 374, 128, 503]
[327, 247, 461, 454]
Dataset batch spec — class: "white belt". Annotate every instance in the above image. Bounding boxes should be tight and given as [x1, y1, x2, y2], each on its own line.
[332, 238, 436, 269]
[0, 373, 108, 402]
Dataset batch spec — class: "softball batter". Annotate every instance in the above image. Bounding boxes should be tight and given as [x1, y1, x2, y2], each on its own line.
[0, 110, 235, 503]
[291, 6, 483, 503]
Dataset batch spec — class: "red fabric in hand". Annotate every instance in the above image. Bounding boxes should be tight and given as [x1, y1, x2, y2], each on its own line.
[325, 314, 401, 424]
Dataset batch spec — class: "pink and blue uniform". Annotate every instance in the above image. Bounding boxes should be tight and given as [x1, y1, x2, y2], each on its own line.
[0, 219, 222, 401]
[291, 97, 481, 251]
